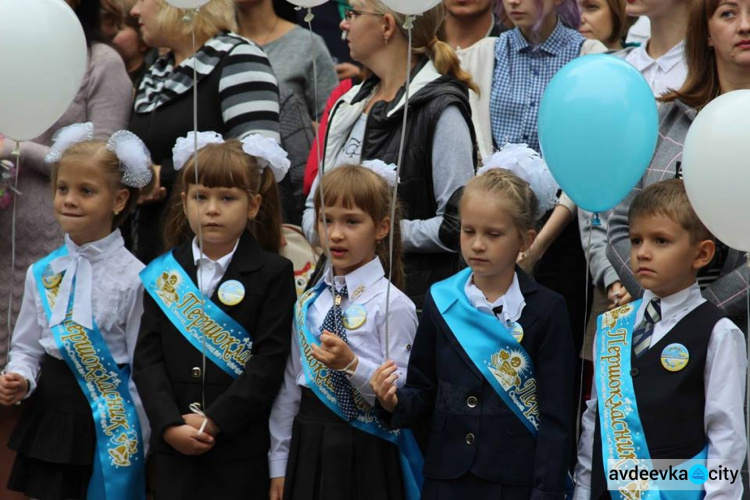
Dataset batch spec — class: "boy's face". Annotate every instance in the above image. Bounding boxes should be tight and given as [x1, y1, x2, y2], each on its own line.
[629, 212, 714, 298]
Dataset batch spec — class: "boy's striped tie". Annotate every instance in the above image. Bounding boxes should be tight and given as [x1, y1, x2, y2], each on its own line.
[632, 299, 661, 358]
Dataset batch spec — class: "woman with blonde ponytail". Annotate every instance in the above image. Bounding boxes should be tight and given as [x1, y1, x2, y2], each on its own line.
[301, 0, 477, 309]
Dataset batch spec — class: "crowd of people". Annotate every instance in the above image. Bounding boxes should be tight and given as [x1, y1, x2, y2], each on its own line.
[0, 0, 749, 498]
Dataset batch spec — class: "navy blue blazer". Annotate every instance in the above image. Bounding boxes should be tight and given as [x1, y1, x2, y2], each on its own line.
[387, 269, 575, 499]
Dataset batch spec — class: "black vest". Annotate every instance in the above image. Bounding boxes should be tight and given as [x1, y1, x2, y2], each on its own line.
[590, 301, 724, 499]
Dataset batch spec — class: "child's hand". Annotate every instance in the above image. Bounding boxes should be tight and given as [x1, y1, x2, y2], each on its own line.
[163, 424, 215, 456]
[182, 413, 220, 437]
[311, 332, 357, 371]
[607, 281, 633, 310]
[370, 361, 399, 413]
[269, 477, 285, 500]
[0, 373, 28, 406]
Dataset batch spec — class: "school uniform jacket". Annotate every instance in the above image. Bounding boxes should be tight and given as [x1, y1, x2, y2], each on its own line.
[386, 269, 576, 499]
[133, 231, 296, 462]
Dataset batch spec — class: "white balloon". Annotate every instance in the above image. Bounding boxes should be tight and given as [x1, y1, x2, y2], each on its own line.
[381, 0, 442, 15]
[682, 90, 750, 251]
[0, 0, 87, 141]
[165, 0, 210, 8]
[285, 0, 329, 8]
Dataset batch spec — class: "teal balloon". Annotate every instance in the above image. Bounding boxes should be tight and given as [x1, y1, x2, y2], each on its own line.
[538, 54, 658, 213]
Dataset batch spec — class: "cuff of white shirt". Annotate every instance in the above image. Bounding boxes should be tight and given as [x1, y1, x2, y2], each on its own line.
[557, 192, 576, 214]
[573, 484, 591, 500]
[269, 459, 288, 479]
[349, 356, 376, 391]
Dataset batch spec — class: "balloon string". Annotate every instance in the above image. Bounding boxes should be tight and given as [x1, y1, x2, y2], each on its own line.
[385, 17, 413, 361]
[576, 212, 596, 441]
[4, 145, 21, 371]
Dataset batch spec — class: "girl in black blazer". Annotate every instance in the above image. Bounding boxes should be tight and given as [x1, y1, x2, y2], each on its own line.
[133, 135, 296, 500]
[372, 165, 577, 499]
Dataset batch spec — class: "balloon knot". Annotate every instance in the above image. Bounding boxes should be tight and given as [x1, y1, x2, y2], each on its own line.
[403, 15, 415, 30]
[304, 9, 315, 22]
[590, 213, 601, 227]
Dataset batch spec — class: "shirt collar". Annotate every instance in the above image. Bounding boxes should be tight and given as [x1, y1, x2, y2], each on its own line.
[323, 257, 385, 301]
[464, 272, 526, 323]
[64, 228, 124, 263]
[191, 237, 239, 271]
[508, 19, 570, 55]
[640, 282, 701, 323]
[628, 40, 685, 73]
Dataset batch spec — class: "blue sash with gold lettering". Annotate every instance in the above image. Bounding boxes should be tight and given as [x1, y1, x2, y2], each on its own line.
[140, 251, 252, 379]
[32, 246, 145, 500]
[295, 283, 424, 500]
[595, 301, 706, 499]
[432, 268, 540, 435]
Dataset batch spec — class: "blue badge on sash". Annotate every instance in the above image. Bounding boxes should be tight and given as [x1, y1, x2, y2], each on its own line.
[295, 283, 424, 500]
[140, 251, 253, 379]
[595, 301, 707, 499]
[432, 268, 539, 435]
[33, 246, 145, 500]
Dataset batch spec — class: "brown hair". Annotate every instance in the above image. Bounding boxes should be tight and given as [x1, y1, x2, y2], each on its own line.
[461, 169, 538, 247]
[661, 0, 721, 109]
[604, 0, 631, 47]
[154, 0, 236, 43]
[164, 140, 283, 253]
[313, 165, 404, 290]
[52, 141, 155, 229]
[628, 179, 713, 243]
[369, 0, 478, 94]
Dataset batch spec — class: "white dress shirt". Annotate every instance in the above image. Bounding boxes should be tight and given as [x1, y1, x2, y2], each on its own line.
[574, 283, 747, 499]
[268, 257, 418, 478]
[624, 40, 687, 98]
[191, 237, 239, 298]
[5, 229, 150, 447]
[464, 271, 526, 324]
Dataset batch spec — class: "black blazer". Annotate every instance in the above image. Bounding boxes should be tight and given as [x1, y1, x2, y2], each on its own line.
[387, 269, 575, 498]
[133, 231, 296, 462]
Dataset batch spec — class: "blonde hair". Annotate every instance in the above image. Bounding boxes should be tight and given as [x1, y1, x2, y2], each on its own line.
[461, 169, 538, 245]
[367, 0, 478, 94]
[52, 141, 155, 229]
[154, 0, 236, 42]
[314, 165, 404, 290]
[165, 140, 283, 253]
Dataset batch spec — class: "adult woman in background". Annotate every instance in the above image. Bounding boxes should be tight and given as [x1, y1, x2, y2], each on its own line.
[578, 0, 631, 51]
[128, 0, 280, 263]
[302, 1, 477, 308]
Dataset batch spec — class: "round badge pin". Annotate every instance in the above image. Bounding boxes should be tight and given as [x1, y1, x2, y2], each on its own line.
[42, 265, 62, 289]
[218, 280, 245, 306]
[660, 343, 689, 372]
[510, 322, 524, 344]
[342, 304, 367, 330]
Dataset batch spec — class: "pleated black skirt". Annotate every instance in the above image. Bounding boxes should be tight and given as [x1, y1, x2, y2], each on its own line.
[422, 474, 533, 500]
[283, 388, 405, 500]
[7, 355, 96, 500]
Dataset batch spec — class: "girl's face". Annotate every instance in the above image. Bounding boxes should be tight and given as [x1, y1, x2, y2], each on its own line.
[502, 0, 560, 36]
[317, 201, 390, 276]
[460, 194, 530, 286]
[53, 160, 129, 246]
[579, 0, 615, 45]
[340, 0, 386, 64]
[709, 0, 750, 72]
[181, 184, 261, 260]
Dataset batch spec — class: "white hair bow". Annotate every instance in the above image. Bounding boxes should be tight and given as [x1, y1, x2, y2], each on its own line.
[361, 159, 399, 187]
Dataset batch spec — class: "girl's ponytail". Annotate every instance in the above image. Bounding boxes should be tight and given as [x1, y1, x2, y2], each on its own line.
[252, 167, 283, 254]
[422, 39, 478, 94]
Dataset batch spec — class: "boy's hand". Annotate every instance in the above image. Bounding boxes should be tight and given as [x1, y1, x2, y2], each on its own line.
[182, 413, 220, 437]
[0, 373, 28, 406]
[311, 332, 357, 371]
[269, 477, 285, 500]
[163, 424, 215, 456]
[607, 281, 633, 310]
[370, 361, 399, 413]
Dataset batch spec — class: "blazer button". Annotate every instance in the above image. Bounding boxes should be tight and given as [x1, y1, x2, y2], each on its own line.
[406, 344, 412, 351]
[192, 367, 202, 378]
[630, 368, 639, 377]
[465, 433, 475, 446]
[466, 396, 478, 408]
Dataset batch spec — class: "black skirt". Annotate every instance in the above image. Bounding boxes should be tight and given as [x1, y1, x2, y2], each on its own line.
[422, 474, 533, 500]
[7, 355, 95, 500]
[283, 388, 405, 500]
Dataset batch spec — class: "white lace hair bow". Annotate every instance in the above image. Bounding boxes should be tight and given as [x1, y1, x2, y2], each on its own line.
[478, 143, 559, 220]
[361, 159, 399, 187]
[172, 131, 290, 182]
[44, 122, 153, 189]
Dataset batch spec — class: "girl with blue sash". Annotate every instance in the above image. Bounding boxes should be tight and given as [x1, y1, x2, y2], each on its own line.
[372, 156, 576, 499]
[133, 132, 297, 500]
[0, 123, 153, 500]
[269, 163, 420, 500]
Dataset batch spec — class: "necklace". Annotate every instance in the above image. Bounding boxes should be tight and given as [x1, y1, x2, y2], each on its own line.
[257, 15, 280, 47]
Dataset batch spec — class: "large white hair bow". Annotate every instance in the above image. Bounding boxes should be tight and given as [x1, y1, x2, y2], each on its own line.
[479, 144, 559, 219]
[361, 159, 399, 187]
